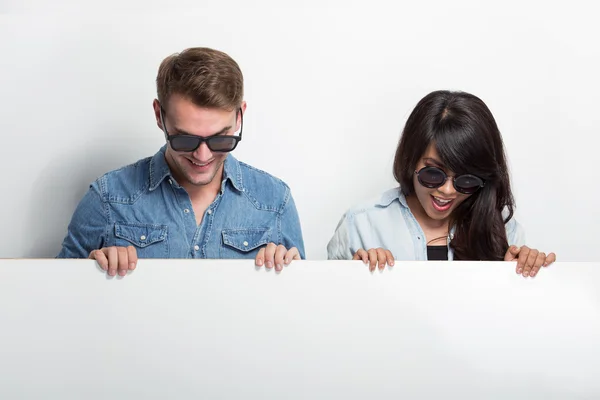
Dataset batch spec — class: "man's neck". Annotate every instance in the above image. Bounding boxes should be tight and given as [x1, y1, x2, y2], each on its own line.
[183, 171, 223, 203]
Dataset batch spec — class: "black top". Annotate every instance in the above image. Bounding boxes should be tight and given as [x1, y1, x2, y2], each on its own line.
[427, 245, 448, 261]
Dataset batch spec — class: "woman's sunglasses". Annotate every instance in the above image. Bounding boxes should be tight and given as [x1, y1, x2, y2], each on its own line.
[415, 166, 485, 195]
[160, 106, 243, 153]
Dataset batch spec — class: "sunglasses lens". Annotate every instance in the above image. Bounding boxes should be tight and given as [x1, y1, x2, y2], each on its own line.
[454, 175, 484, 194]
[207, 136, 239, 152]
[418, 167, 446, 188]
[169, 136, 201, 152]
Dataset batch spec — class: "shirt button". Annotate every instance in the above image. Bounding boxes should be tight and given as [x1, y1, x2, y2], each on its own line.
[140, 235, 146, 241]
[194, 245, 200, 251]
[243, 241, 249, 247]
[207, 209, 212, 215]
[168, 179, 173, 184]
[184, 209, 190, 213]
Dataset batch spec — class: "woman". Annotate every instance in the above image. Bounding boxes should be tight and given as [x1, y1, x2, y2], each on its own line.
[327, 90, 555, 278]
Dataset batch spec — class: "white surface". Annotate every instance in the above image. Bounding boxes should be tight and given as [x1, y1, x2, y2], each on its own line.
[1, 2, 599, 260]
[0, 259, 599, 399]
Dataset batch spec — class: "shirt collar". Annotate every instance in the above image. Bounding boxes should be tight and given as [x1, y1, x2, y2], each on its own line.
[148, 145, 172, 191]
[222, 153, 244, 192]
[376, 187, 408, 208]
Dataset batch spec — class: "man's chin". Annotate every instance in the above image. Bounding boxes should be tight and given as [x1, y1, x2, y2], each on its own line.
[184, 171, 217, 186]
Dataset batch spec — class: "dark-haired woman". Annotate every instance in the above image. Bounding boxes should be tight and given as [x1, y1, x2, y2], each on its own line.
[327, 90, 555, 278]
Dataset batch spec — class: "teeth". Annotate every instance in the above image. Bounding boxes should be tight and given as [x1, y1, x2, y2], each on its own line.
[434, 196, 452, 204]
[191, 160, 209, 167]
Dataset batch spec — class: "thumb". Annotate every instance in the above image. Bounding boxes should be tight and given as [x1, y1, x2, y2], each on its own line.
[504, 245, 520, 261]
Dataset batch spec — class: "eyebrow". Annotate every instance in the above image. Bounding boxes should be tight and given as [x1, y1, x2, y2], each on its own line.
[423, 157, 445, 167]
[172, 125, 232, 138]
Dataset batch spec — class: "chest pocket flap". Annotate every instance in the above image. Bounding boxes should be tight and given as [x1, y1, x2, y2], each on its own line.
[114, 223, 168, 248]
[222, 228, 271, 252]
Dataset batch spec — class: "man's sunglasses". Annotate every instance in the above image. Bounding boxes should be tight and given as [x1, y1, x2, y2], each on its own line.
[415, 166, 485, 195]
[160, 106, 243, 153]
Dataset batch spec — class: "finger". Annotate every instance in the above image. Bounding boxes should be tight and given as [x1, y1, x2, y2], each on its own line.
[353, 249, 368, 264]
[516, 246, 529, 273]
[522, 249, 539, 278]
[284, 247, 300, 264]
[504, 245, 519, 261]
[127, 246, 138, 270]
[530, 252, 545, 277]
[107, 247, 119, 277]
[353, 249, 367, 263]
[263, 242, 277, 269]
[385, 250, 395, 267]
[117, 247, 129, 277]
[255, 247, 265, 267]
[544, 252, 556, 267]
[367, 249, 378, 272]
[274, 245, 287, 272]
[91, 249, 108, 271]
[376, 248, 387, 271]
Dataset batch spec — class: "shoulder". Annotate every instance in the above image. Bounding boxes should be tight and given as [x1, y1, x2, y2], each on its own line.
[504, 213, 526, 247]
[332, 188, 409, 239]
[237, 160, 292, 213]
[342, 187, 404, 220]
[92, 156, 153, 203]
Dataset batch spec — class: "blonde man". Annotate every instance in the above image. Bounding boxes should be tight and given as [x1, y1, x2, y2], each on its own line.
[58, 47, 304, 276]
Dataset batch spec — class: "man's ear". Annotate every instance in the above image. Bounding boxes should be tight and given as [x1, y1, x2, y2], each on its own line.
[152, 99, 163, 130]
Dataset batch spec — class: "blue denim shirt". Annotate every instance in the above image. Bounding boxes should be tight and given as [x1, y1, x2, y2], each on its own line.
[58, 146, 305, 259]
[327, 187, 525, 261]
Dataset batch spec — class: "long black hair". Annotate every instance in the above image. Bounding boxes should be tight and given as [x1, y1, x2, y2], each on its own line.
[393, 90, 515, 261]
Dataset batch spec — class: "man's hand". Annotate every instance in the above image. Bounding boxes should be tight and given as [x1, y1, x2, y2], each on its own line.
[89, 246, 138, 277]
[255, 243, 301, 272]
[504, 245, 556, 278]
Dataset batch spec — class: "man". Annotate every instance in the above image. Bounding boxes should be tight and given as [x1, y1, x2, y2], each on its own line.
[57, 47, 305, 276]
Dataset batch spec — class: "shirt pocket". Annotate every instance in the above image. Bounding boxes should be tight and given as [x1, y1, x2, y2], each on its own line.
[114, 222, 168, 258]
[220, 228, 271, 258]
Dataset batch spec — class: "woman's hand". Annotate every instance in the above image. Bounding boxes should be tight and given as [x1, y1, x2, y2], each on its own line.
[504, 245, 556, 277]
[353, 248, 395, 272]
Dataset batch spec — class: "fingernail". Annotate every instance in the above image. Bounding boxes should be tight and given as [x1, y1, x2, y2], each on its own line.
[517, 269, 522, 273]
[108, 270, 115, 276]
[389, 261, 394, 266]
[256, 259, 263, 266]
[276, 264, 282, 271]
[266, 261, 272, 269]
[284, 258, 290, 265]
[524, 272, 529, 277]
[129, 263, 135, 269]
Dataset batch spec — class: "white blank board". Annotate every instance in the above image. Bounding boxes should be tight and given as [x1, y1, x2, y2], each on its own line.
[0, 259, 599, 399]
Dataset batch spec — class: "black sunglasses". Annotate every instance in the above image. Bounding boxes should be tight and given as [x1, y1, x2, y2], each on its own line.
[415, 166, 485, 195]
[160, 106, 243, 153]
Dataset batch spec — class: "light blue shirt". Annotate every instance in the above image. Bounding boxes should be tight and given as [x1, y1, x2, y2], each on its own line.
[327, 187, 525, 261]
[58, 146, 305, 259]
